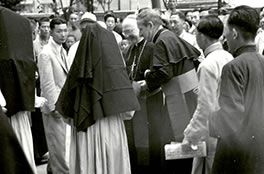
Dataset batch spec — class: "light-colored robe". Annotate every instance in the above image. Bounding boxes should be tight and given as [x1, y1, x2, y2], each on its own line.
[70, 112, 134, 174]
[10, 111, 37, 174]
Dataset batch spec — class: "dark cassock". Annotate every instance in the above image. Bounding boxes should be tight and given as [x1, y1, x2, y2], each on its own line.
[209, 45, 264, 174]
[145, 28, 201, 174]
[124, 38, 154, 173]
[0, 7, 37, 173]
[0, 107, 34, 174]
[56, 22, 140, 174]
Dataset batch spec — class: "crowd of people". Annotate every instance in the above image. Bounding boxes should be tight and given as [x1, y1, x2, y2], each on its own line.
[1, 1, 264, 174]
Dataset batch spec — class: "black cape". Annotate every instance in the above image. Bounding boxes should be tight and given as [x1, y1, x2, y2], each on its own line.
[0, 7, 36, 117]
[56, 22, 140, 131]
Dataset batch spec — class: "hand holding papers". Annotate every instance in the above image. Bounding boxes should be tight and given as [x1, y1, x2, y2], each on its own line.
[165, 141, 206, 160]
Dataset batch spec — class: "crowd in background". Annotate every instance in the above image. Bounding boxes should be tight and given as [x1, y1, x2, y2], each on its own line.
[1, 1, 264, 174]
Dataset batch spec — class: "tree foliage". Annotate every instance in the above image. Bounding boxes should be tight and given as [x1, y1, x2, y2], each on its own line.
[96, 0, 112, 11]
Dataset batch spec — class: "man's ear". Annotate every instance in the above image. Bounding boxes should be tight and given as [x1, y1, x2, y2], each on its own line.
[147, 21, 154, 28]
[232, 27, 238, 39]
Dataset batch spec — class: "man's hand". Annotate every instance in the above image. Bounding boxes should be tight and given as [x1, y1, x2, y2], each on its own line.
[35, 96, 47, 108]
[182, 133, 200, 147]
[182, 137, 199, 151]
[1, 106, 7, 113]
[50, 110, 61, 118]
[137, 80, 147, 91]
[132, 81, 141, 96]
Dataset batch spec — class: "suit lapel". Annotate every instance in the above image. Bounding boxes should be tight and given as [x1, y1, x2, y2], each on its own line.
[51, 42, 68, 74]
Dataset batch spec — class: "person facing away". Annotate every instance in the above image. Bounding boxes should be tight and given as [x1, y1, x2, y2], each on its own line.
[182, 15, 233, 174]
[55, 20, 140, 174]
[38, 17, 71, 174]
[209, 5, 264, 174]
[136, 8, 201, 174]
[0, 7, 38, 173]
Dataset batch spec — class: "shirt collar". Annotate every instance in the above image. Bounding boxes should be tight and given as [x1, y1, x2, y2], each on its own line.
[152, 25, 164, 42]
[233, 44, 256, 57]
[179, 30, 187, 38]
[36, 35, 49, 46]
[204, 42, 223, 57]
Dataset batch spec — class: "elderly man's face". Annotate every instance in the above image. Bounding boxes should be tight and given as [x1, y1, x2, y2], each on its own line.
[122, 24, 139, 43]
[137, 19, 153, 42]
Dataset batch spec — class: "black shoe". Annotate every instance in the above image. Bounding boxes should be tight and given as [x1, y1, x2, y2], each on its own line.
[47, 162, 52, 174]
[35, 153, 49, 165]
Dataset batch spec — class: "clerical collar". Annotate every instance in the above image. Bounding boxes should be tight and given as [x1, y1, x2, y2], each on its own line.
[204, 42, 223, 57]
[152, 26, 166, 43]
[135, 37, 144, 47]
[233, 45, 256, 58]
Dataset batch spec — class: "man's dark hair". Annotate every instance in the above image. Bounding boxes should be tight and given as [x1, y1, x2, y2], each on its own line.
[228, 5, 259, 40]
[171, 11, 186, 21]
[38, 17, 50, 26]
[197, 15, 223, 39]
[104, 11, 117, 22]
[50, 17, 67, 30]
[138, 7, 150, 14]
[185, 19, 192, 28]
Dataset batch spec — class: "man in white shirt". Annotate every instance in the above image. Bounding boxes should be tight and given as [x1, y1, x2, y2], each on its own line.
[170, 11, 204, 63]
[34, 17, 50, 60]
[170, 11, 200, 49]
[255, 17, 264, 54]
[183, 15, 233, 174]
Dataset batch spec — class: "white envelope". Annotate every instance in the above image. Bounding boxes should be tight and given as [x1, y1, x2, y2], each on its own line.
[165, 141, 207, 160]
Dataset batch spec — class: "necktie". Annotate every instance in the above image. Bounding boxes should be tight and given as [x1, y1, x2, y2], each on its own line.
[61, 47, 68, 72]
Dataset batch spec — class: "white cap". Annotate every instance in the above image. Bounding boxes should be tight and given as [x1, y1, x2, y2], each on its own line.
[81, 12, 97, 22]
